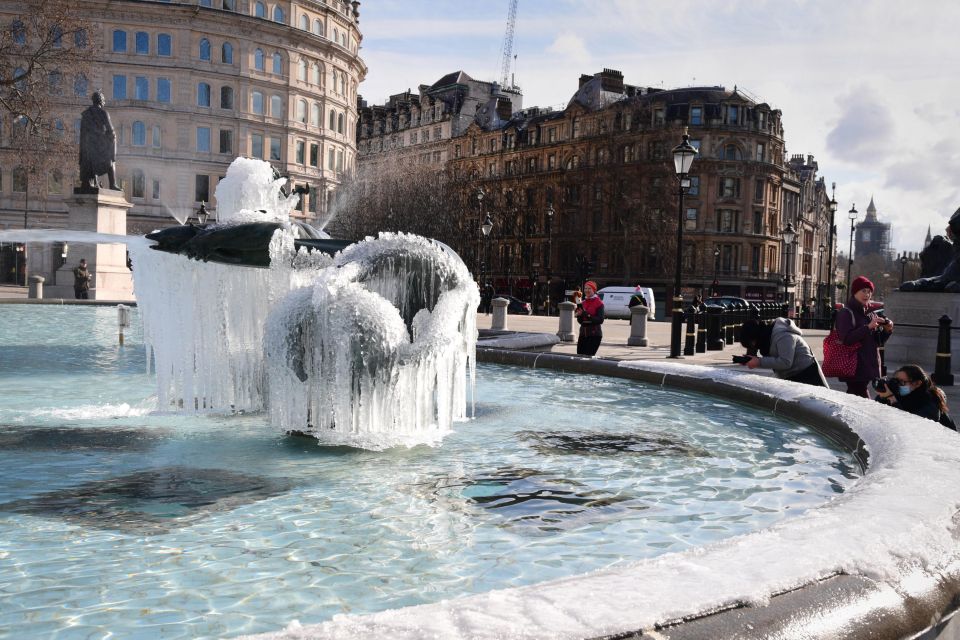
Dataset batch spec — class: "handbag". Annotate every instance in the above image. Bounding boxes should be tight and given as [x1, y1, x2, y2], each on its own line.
[821, 308, 860, 378]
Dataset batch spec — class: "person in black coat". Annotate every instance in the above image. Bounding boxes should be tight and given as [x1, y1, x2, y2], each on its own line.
[875, 364, 955, 430]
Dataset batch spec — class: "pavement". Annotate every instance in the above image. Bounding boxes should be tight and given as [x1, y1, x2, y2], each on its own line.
[476, 311, 960, 410]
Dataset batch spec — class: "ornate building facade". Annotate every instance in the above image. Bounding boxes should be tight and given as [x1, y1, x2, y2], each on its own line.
[0, 0, 365, 283]
[855, 197, 893, 261]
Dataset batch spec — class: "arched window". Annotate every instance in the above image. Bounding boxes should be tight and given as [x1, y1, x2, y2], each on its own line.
[273, 6, 284, 23]
[298, 59, 308, 82]
[254, 1, 265, 17]
[723, 144, 742, 161]
[270, 95, 282, 117]
[252, 91, 264, 115]
[333, 27, 339, 43]
[311, 103, 321, 127]
[197, 82, 211, 107]
[74, 73, 88, 97]
[221, 42, 233, 64]
[199, 38, 211, 61]
[313, 19, 323, 36]
[272, 52, 282, 75]
[220, 86, 234, 109]
[133, 121, 146, 146]
[300, 14, 309, 30]
[254, 48, 264, 71]
[339, 72, 345, 94]
[329, 109, 336, 130]
[297, 99, 307, 123]
[337, 113, 344, 134]
[331, 69, 338, 93]
[312, 63, 321, 85]
[152, 125, 161, 148]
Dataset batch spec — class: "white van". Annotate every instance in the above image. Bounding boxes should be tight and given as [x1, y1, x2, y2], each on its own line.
[596, 286, 655, 320]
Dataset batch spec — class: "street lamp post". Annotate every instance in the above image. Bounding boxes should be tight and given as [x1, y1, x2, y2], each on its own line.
[846, 204, 858, 294]
[900, 253, 909, 285]
[782, 223, 796, 310]
[818, 243, 826, 320]
[481, 210, 493, 293]
[476, 188, 485, 277]
[546, 203, 554, 315]
[669, 128, 699, 359]
[827, 185, 838, 310]
[712, 246, 720, 296]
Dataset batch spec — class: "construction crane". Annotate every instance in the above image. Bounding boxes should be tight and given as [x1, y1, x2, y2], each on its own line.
[498, 0, 518, 89]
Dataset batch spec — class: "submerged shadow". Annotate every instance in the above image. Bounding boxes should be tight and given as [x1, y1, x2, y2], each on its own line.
[519, 430, 710, 457]
[0, 425, 165, 452]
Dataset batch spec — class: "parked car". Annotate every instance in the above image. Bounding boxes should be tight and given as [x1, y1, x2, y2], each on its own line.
[497, 294, 532, 315]
[596, 286, 656, 320]
[704, 296, 757, 311]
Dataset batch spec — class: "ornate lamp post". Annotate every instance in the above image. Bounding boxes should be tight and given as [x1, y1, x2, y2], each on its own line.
[669, 128, 698, 359]
[846, 204, 858, 294]
[818, 243, 826, 319]
[196, 201, 209, 225]
[827, 187, 838, 309]
[711, 246, 720, 296]
[781, 223, 796, 307]
[900, 253, 909, 285]
[481, 211, 493, 291]
[546, 203, 554, 315]
[476, 188, 485, 277]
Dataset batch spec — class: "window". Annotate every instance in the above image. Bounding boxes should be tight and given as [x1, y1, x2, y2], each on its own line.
[270, 95, 282, 117]
[135, 76, 148, 100]
[254, 49, 264, 71]
[251, 133, 263, 158]
[255, 1, 265, 17]
[200, 0, 212, 5]
[723, 144, 741, 160]
[219, 129, 232, 154]
[548, 154, 556, 170]
[132, 170, 145, 198]
[685, 207, 698, 230]
[753, 209, 763, 235]
[313, 19, 323, 36]
[298, 59, 308, 82]
[756, 142, 765, 162]
[728, 105, 739, 124]
[312, 63, 321, 85]
[135, 31, 149, 54]
[328, 147, 335, 169]
[434, 126, 441, 140]
[152, 178, 160, 199]
[754, 179, 764, 201]
[197, 126, 211, 152]
[157, 77, 171, 103]
[152, 125, 161, 148]
[12, 167, 26, 192]
[337, 113, 344, 134]
[328, 109, 336, 130]
[199, 38, 211, 61]
[717, 209, 739, 233]
[132, 121, 146, 145]
[197, 82, 211, 107]
[252, 91, 264, 115]
[273, 6, 285, 22]
[309, 143, 318, 167]
[269, 137, 280, 161]
[219, 86, 233, 109]
[300, 15, 309, 30]
[75, 29, 88, 48]
[690, 106, 702, 125]
[157, 33, 171, 56]
[112, 75, 126, 100]
[272, 52, 282, 75]
[311, 103, 320, 127]
[752, 246, 761, 273]
[112, 30, 126, 52]
[654, 108, 664, 125]
[296, 140, 305, 164]
[195, 175, 209, 202]
[221, 42, 233, 64]
[688, 176, 700, 196]
[689, 139, 701, 153]
[74, 73, 88, 97]
[719, 177, 740, 198]
[222, 0, 235, 10]
[297, 99, 307, 123]
[548, 127, 556, 143]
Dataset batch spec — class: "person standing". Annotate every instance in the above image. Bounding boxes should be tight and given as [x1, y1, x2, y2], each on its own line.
[575, 280, 604, 356]
[835, 276, 894, 396]
[73, 258, 92, 299]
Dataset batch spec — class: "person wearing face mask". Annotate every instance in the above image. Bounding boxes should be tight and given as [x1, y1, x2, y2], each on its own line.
[834, 276, 894, 397]
[875, 364, 955, 430]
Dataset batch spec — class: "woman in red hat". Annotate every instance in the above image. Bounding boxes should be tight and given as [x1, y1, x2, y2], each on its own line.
[575, 280, 604, 356]
[835, 275, 894, 396]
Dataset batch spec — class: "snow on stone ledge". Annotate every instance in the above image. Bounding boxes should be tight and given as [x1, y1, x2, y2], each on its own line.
[240, 360, 960, 640]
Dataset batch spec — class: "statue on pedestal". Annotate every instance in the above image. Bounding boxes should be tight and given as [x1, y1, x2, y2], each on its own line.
[901, 208, 960, 293]
[77, 91, 119, 193]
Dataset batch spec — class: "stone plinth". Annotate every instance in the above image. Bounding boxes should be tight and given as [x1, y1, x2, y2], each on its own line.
[883, 290, 960, 371]
[627, 304, 649, 346]
[556, 301, 576, 342]
[491, 297, 509, 331]
[46, 190, 134, 301]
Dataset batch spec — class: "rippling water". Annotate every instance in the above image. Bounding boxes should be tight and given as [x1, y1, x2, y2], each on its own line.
[0, 305, 860, 638]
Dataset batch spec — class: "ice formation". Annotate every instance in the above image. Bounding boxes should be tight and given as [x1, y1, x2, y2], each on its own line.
[0, 157, 479, 449]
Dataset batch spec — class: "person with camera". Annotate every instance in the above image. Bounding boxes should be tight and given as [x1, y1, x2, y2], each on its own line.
[874, 365, 956, 430]
[735, 318, 828, 387]
[835, 276, 894, 397]
[575, 280, 604, 356]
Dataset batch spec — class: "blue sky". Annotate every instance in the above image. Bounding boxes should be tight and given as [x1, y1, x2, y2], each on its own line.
[357, 0, 960, 254]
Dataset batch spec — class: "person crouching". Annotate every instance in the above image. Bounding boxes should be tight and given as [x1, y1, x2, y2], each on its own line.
[737, 318, 828, 387]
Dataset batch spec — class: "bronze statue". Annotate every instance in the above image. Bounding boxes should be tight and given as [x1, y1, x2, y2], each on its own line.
[901, 207, 960, 292]
[77, 91, 119, 192]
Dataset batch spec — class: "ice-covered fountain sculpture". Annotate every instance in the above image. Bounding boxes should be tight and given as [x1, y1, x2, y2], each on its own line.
[2, 157, 479, 449]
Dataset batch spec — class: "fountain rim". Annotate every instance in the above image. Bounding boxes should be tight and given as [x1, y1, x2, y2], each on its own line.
[243, 350, 960, 640]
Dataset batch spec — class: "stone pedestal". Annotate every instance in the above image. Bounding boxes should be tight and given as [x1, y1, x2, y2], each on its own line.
[883, 290, 960, 371]
[46, 190, 134, 300]
[557, 301, 576, 342]
[628, 304, 649, 346]
[491, 297, 509, 331]
[28, 275, 44, 299]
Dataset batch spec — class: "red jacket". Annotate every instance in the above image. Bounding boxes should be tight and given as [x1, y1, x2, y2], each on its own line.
[577, 295, 605, 337]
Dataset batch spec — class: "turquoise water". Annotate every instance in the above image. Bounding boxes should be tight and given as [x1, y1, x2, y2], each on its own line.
[0, 305, 860, 639]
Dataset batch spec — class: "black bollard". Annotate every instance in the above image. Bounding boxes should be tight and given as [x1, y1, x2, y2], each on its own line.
[684, 310, 696, 356]
[707, 305, 724, 351]
[725, 307, 734, 345]
[933, 314, 954, 386]
[696, 309, 707, 353]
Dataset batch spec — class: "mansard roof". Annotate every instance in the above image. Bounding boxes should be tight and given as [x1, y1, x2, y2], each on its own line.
[429, 70, 474, 90]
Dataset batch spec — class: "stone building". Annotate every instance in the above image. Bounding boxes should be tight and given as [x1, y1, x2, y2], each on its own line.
[0, 0, 366, 284]
[855, 197, 893, 261]
[424, 69, 835, 313]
